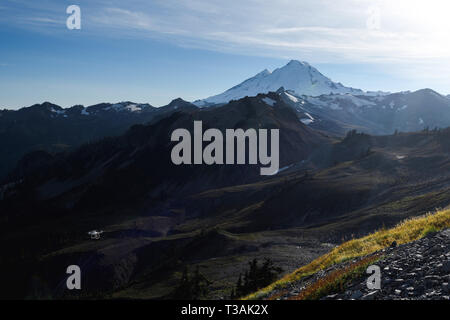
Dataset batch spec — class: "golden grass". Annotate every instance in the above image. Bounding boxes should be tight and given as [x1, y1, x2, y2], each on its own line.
[244, 208, 450, 300]
[289, 254, 381, 300]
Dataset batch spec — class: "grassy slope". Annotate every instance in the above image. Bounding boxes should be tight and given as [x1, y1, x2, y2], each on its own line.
[244, 208, 450, 300]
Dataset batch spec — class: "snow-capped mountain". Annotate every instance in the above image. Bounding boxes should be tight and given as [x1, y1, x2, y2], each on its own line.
[194, 60, 384, 106]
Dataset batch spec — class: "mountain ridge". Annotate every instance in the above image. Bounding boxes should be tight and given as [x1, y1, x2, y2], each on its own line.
[278, 88, 450, 135]
[0, 98, 197, 181]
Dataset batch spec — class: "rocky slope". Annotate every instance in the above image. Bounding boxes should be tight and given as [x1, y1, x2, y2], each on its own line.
[328, 228, 450, 300]
[279, 229, 450, 300]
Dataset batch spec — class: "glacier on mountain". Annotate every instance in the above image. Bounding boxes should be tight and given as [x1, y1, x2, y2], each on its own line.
[194, 60, 384, 106]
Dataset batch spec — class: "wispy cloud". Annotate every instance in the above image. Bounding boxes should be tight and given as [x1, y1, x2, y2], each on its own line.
[2, 0, 450, 81]
[24, 17, 64, 25]
[75, 0, 450, 65]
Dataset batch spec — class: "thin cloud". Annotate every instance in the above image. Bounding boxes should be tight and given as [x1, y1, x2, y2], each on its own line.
[2, 0, 450, 88]
[25, 17, 63, 25]
[77, 1, 450, 65]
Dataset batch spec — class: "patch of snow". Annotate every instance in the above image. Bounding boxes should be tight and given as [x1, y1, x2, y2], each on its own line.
[125, 104, 142, 112]
[81, 108, 90, 115]
[300, 114, 314, 125]
[277, 164, 294, 174]
[285, 92, 299, 103]
[50, 107, 65, 115]
[105, 102, 146, 112]
[305, 112, 314, 120]
[262, 97, 276, 106]
[419, 118, 424, 125]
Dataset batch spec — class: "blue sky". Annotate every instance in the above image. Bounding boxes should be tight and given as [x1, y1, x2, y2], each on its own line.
[1, 0, 450, 109]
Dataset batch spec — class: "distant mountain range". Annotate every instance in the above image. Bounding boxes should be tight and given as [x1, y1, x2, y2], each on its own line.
[0, 99, 196, 180]
[2, 60, 450, 181]
[3, 93, 324, 193]
[2, 59, 450, 183]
